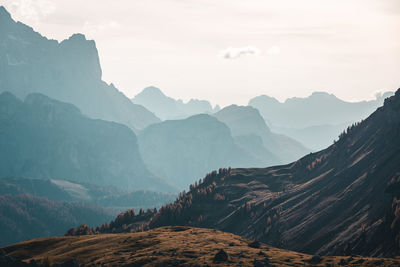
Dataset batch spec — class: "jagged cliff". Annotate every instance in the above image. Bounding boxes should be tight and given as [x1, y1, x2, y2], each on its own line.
[0, 6, 160, 131]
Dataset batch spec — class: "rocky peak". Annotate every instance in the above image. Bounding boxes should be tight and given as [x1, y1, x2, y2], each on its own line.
[0, 6, 11, 20]
[59, 33, 102, 80]
[139, 86, 166, 98]
[0, 6, 15, 29]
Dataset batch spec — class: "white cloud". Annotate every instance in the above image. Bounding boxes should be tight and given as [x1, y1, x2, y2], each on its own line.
[267, 45, 281, 55]
[219, 46, 261, 59]
[7, 0, 56, 26]
[83, 21, 122, 37]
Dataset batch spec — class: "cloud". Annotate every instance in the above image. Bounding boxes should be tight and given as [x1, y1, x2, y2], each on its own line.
[267, 45, 280, 55]
[7, 0, 56, 26]
[219, 46, 261, 59]
[83, 21, 122, 37]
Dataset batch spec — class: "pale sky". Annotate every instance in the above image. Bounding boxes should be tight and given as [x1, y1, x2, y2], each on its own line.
[2, 0, 400, 107]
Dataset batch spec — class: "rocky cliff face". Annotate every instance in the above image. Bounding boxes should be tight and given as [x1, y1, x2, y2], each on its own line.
[0, 6, 160, 131]
[0, 92, 173, 192]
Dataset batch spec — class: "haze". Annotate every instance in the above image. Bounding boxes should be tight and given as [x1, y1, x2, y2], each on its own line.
[2, 0, 399, 106]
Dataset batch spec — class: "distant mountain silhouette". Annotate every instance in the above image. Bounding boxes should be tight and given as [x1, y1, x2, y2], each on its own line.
[214, 105, 310, 164]
[138, 114, 263, 189]
[145, 89, 400, 257]
[0, 92, 174, 192]
[0, 6, 160, 131]
[249, 91, 394, 150]
[132, 86, 219, 120]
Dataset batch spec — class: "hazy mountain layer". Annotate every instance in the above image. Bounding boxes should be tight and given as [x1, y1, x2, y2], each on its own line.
[145, 89, 400, 257]
[0, 92, 174, 192]
[132, 86, 219, 120]
[0, 6, 160, 131]
[249, 91, 393, 150]
[0, 177, 175, 211]
[138, 114, 262, 189]
[214, 105, 310, 163]
[0, 194, 114, 246]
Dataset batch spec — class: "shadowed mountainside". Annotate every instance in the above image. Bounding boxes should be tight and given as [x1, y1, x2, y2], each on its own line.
[214, 105, 310, 164]
[0, 92, 174, 192]
[0, 6, 160, 131]
[0, 194, 114, 246]
[146, 89, 400, 257]
[138, 114, 262, 189]
[3, 226, 400, 266]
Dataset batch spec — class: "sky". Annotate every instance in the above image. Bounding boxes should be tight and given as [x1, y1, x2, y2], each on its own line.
[1, 0, 400, 107]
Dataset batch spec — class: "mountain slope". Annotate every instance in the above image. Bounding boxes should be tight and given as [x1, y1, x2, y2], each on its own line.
[0, 6, 159, 130]
[3, 226, 399, 266]
[0, 194, 114, 246]
[0, 177, 175, 210]
[249, 91, 394, 150]
[0, 92, 173, 192]
[214, 105, 310, 163]
[138, 114, 262, 189]
[147, 89, 400, 257]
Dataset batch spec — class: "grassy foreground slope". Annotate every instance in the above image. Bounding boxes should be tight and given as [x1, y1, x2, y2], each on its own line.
[3, 226, 400, 266]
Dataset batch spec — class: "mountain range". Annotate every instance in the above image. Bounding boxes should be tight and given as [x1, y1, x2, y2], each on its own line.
[214, 105, 309, 164]
[138, 114, 263, 189]
[78, 89, 400, 258]
[1, 4, 399, 263]
[147, 89, 400, 257]
[0, 6, 311, 193]
[0, 6, 160, 131]
[249, 91, 394, 150]
[137, 107, 311, 190]
[0, 91, 174, 192]
[132, 86, 220, 120]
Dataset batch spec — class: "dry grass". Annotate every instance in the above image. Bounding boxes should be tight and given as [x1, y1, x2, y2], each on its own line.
[3, 226, 400, 266]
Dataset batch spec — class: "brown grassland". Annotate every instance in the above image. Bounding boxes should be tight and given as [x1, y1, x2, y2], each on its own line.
[3, 226, 400, 266]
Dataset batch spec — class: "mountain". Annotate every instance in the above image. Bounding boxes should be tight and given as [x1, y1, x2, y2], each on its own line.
[0, 194, 114, 246]
[249, 91, 394, 150]
[4, 227, 399, 267]
[138, 114, 262, 189]
[214, 105, 310, 164]
[0, 91, 174, 192]
[144, 89, 400, 257]
[132, 86, 218, 120]
[0, 6, 160, 131]
[183, 98, 218, 115]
